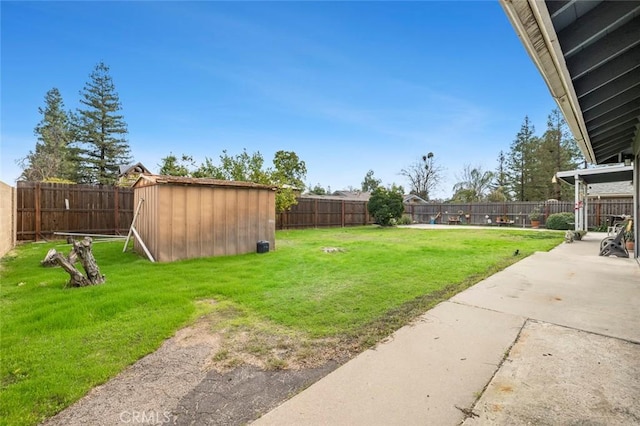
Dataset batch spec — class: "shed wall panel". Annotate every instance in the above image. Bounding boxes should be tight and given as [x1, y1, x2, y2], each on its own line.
[171, 186, 188, 261]
[225, 188, 238, 255]
[185, 186, 202, 259]
[134, 181, 275, 262]
[212, 188, 226, 257]
[200, 187, 214, 258]
[156, 186, 173, 262]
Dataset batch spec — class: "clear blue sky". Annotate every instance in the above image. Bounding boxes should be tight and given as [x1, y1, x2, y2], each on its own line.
[1, 1, 557, 198]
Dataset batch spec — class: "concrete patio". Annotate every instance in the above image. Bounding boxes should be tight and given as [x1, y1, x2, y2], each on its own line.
[254, 232, 640, 425]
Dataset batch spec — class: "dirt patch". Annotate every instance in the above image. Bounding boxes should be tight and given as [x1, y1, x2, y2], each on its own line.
[42, 286, 467, 425]
[42, 309, 345, 426]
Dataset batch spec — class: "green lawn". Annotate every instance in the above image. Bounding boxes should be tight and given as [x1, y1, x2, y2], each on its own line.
[0, 226, 563, 425]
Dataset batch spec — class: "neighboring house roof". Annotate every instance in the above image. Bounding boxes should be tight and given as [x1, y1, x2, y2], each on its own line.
[332, 191, 372, 201]
[403, 194, 428, 204]
[300, 191, 372, 201]
[118, 162, 151, 177]
[302, 192, 429, 204]
[301, 194, 361, 201]
[588, 181, 633, 197]
[133, 174, 277, 190]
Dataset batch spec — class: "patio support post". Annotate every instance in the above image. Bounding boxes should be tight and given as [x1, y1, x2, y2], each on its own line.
[574, 174, 580, 231]
[583, 185, 588, 231]
[634, 153, 639, 258]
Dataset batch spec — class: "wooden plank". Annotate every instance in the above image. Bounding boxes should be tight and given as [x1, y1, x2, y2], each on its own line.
[124, 197, 145, 252]
[35, 182, 41, 241]
[131, 226, 155, 262]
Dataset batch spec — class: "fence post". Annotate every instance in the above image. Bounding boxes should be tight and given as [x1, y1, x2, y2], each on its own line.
[315, 199, 318, 228]
[34, 182, 41, 241]
[341, 200, 345, 227]
[365, 202, 369, 225]
[114, 186, 120, 234]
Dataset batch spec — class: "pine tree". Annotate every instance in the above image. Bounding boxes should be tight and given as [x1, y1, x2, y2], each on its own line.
[536, 109, 584, 200]
[74, 62, 132, 184]
[488, 150, 510, 202]
[506, 117, 538, 201]
[18, 88, 75, 181]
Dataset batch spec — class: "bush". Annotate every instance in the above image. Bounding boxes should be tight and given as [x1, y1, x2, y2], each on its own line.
[546, 212, 575, 230]
[397, 214, 413, 225]
[367, 187, 405, 226]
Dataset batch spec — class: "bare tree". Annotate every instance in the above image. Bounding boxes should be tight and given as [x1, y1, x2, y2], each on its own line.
[399, 152, 444, 201]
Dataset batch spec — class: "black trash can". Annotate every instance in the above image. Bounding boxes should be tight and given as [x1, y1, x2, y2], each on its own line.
[257, 240, 269, 254]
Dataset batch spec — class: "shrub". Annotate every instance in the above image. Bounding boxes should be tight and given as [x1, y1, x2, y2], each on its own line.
[397, 214, 413, 225]
[545, 212, 575, 230]
[367, 187, 405, 226]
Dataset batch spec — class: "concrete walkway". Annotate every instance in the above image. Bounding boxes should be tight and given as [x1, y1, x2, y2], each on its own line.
[253, 232, 640, 425]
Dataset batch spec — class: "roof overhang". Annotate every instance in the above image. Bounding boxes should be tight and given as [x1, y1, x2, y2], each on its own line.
[555, 164, 633, 186]
[499, 0, 640, 165]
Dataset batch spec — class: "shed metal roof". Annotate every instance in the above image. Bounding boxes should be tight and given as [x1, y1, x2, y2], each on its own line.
[133, 174, 277, 190]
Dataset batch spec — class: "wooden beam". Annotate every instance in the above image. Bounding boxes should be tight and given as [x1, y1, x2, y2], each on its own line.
[131, 226, 155, 262]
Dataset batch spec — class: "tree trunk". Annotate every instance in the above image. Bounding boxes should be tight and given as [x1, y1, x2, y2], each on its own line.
[46, 237, 105, 287]
[53, 251, 91, 287]
[73, 237, 105, 285]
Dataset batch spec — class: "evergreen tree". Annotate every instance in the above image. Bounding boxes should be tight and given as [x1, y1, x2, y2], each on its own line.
[488, 150, 510, 202]
[18, 88, 75, 181]
[74, 62, 132, 184]
[536, 109, 584, 200]
[506, 116, 538, 201]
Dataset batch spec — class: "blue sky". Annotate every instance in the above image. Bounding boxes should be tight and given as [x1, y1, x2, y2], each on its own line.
[1, 1, 557, 198]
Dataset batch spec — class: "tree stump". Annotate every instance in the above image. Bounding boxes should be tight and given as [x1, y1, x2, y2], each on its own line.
[41, 249, 59, 267]
[73, 237, 105, 285]
[44, 237, 105, 287]
[53, 251, 91, 287]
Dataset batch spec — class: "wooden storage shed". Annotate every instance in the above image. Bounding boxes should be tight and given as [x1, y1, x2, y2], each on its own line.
[133, 175, 276, 262]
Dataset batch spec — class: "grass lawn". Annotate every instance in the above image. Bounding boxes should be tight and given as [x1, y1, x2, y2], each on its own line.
[0, 226, 563, 425]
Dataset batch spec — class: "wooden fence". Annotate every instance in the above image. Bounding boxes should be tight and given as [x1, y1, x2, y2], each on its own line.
[405, 200, 633, 227]
[277, 197, 373, 229]
[15, 182, 634, 240]
[16, 182, 134, 241]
